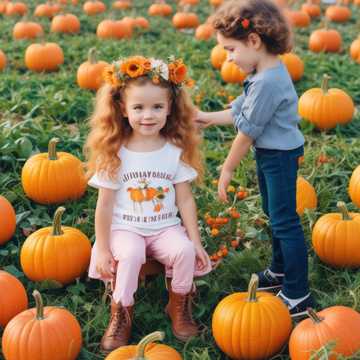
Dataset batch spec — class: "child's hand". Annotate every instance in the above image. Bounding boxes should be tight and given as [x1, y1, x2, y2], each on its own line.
[96, 249, 116, 279]
[193, 109, 212, 129]
[218, 168, 233, 202]
[194, 244, 209, 270]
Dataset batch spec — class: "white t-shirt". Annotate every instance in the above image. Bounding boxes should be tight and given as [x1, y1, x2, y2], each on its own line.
[88, 142, 197, 236]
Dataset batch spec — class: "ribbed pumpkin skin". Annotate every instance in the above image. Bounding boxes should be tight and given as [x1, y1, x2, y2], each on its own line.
[289, 306, 360, 360]
[280, 53, 304, 82]
[2, 306, 82, 360]
[325, 5, 351, 22]
[0, 271, 28, 327]
[105, 343, 183, 359]
[312, 211, 360, 267]
[296, 177, 317, 216]
[20, 226, 91, 284]
[0, 195, 16, 245]
[212, 292, 292, 359]
[77, 60, 108, 90]
[21, 152, 87, 204]
[308, 29, 342, 53]
[25, 43, 64, 72]
[349, 165, 360, 207]
[211, 44, 227, 69]
[13, 21, 44, 40]
[221, 60, 246, 83]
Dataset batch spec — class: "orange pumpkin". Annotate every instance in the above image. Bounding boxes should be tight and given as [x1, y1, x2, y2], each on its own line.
[34, 3, 57, 17]
[220, 60, 246, 83]
[83, 0, 106, 15]
[309, 28, 342, 53]
[280, 52, 304, 82]
[211, 44, 227, 69]
[325, 5, 351, 22]
[212, 274, 292, 359]
[13, 21, 44, 39]
[180, 0, 199, 5]
[0, 49, 7, 71]
[105, 331, 182, 359]
[312, 201, 360, 267]
[22, 138, 87, 204]
[195, 23, 214, 40]
[148, 3, 172, 16]
[0, 270, 28, 327]
[301, 1, 321, 17]
[97, 19, 130, 39]
[112, 0, 131, 9]
[2, 290, 82, 360]
[134, 17, 150, 29]
[77, 47, 108, 90]
[349, 165, 360, 207]
[172, 12, 199, 29]
[350, 36, 360, 64]
[0, 195, 16, 245]
[285, 9, 311, 27]
[209, 0, 223, 6]
[298, 74, 354, 130]
[25, 43, 64, 72]
[289, 307, 360, 360]
[5, 1, 27, 16]
[51, 13, 81, 33]
[296, 176, 317, 216]
[20, 207, 91, 284]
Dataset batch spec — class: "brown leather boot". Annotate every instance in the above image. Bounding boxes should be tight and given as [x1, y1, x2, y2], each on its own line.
[100, 300, 133, 352]
[165, 278, 199, 341]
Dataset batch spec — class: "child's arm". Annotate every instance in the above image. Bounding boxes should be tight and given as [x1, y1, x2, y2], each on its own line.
[94, 187, 117, 278]
[175, 182, 208, 269]
[218, 131, 253, 202]
[195, 109, 234, 127]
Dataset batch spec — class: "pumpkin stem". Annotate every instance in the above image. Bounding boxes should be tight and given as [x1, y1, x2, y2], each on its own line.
[247, 273, 259, 302]
[52, 207, 66, 235]
[307, 308, 323, 324]
[337, 201, 352, 220]
[321, 74, 330, 94]
[33, 290, 45, 320]
[48, 137, 59, 160]
[88, 47, 97, 64]
[135, 331, 165, 359]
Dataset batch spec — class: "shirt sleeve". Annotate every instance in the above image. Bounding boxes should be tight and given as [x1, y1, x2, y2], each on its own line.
[173, 161, 198, 184]
[230, 94, 245, 119]
[233, 81, 277, 140]
[88, 170, 121, 190]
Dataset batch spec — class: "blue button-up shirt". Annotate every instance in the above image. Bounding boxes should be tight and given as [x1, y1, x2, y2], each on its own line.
[231, 61, 304, 150]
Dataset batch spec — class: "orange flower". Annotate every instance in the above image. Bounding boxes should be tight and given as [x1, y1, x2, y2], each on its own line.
[152, 75, 160, 84]
[103, 65, 121, 87]
[120, 56, 149, 78]
[169, 60, 187, 84]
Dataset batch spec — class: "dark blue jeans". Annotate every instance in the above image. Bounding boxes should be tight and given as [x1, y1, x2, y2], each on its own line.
[255, 145, 309, 298]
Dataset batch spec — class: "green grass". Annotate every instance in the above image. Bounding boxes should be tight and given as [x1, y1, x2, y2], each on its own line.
[1, 0, 360, 359]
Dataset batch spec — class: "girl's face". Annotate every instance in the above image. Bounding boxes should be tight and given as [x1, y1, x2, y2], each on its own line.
[217, 32, 261, 74]
[122, 82, 171, 138]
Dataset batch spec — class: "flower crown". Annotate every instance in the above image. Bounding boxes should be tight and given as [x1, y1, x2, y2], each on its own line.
[103, 55, 194, 88]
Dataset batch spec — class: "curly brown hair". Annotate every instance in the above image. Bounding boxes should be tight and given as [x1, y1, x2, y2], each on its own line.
[83, 77, 203, 183]
[212, 0, 293, 55]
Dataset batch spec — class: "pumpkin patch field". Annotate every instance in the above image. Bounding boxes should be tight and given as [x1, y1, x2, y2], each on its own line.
[1, 0, 360, 359]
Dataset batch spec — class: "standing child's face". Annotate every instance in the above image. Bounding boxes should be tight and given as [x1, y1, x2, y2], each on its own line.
[122, 82, 171, 138]
[217, 32, 261, 74]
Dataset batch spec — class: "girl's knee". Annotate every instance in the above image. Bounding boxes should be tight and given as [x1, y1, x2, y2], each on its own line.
[174, 241, 195, 259]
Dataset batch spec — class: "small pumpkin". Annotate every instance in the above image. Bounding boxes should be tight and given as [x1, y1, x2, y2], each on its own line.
[212, 274, 292, 360]
[51, 13, 81, 33]
[349, 165, 360, 207]
[195, 23, 214, 40]
[20, 207, 91, 284]
[280, 52, 304, 82]
[0, 271, 28, 327]
[312, 201, 360, 267]
[13, 21, 44, 39]
[5, 1, 27, 16]
[325, 5, 351, 22]
[209, 0, 223, 6]
[350, 36, 360, 64]
[97, 19, 130, 39]
[25, 42, 64, 72]
[77, 47, 108, 90]
[134, 16, 150, 29]
[2, 290, 82, 360]
[289, 307, 360, 360]
[285, 9, 311, 27]
[296, 176, 317, 216]
[0, 49, 7, 71]
[148, 3, 172, 16]
[211, 44, 227, 69]
[112, 0, 131, 9]
[301, 0, 321, 17]
[220, 60, 246, 83]
[105, 331, 182, 359]
[309, 28, 342, 53]
[172, 12, 199, 29]
[0, 195, 16, 245]
[298, 74, 354, 130]
[21, 138, 87, 204]
[34, 3, 58, 17]
[83, 0, 106, 15]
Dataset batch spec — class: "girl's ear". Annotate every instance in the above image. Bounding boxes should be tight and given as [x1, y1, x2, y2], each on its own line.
[248, 32, 262, 50]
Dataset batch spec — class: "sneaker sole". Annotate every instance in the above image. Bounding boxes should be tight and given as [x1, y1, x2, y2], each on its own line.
[290, 310, 308, 318]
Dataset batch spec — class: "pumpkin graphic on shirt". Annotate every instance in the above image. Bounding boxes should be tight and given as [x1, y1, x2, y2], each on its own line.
[127, 178, 169, 213]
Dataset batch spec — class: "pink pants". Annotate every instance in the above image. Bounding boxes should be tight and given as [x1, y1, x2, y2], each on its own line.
[88, 224, 212, 306]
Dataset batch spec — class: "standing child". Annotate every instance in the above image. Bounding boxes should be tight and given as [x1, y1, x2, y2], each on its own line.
[84, 55, 212, 352]
[196, 0, 314, 316]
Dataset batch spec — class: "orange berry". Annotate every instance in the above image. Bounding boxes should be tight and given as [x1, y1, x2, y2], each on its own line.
[206, 217, 216, 225]
[227, 185, 236, 192]
[230, 210, 240, 219]
[221, 248, 229, 256]
[221, 217, 229, 224]
[216, 250, 224, 258]
[211, 228, 220, 236]
[231, 240, 239, 248]
[236, 190, 248, 200]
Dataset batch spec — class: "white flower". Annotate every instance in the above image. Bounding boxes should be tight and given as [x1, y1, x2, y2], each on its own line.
[150, 58, 169, 81]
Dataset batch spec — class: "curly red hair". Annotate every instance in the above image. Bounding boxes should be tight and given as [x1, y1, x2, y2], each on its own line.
[84, 77, 203, 183]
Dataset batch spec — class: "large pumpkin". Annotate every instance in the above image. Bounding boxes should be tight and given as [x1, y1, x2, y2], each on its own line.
[289, 306, 360, 360]
[0, 195, 16, 245]
[25, 42, 64, 72]
[77, 47, 108, 90]
[2, 290, 82, 360]
[21, 138, 87, 204]
[312, 201, 360, 267]
[105, 331, 182, 359]
[20, 207, 91, 284]
[349, 165, 360, 207]
[211, 44, 227, 69]
[298, 74, 354, 130]
[13, 21, 44, 40]
[220, 60, 246, 83]
[280, 53, 304, 82]
[296, 176, 317, 216]
[350, 36, 360, 64]
[0, 271, 28, 327]
[212, 274, 292, 359]
[308, 28, 342, 53]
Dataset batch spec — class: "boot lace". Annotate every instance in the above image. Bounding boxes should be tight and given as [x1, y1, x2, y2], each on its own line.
[109, 307, 131, 338]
